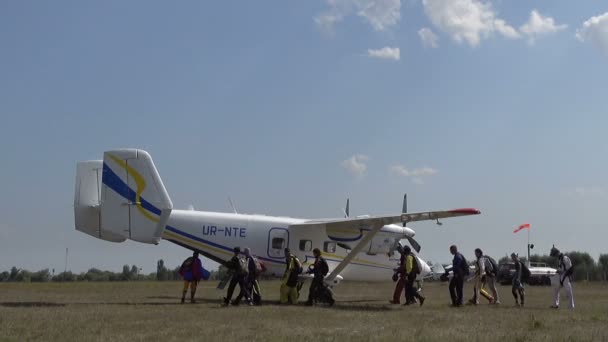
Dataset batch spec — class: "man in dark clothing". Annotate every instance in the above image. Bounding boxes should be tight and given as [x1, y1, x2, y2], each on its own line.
[449, 245, 467, 306]
[403, 246, 425, 306]
[511, 253, 525, 307]
[306, 248, 333, 306]
[280, 248, 300, 304]
[223, 246, 252, 306]
[233, 247, 258, 305]
[390, 246, 406, 304]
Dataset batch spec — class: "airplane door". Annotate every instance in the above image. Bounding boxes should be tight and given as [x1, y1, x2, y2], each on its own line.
[267, 227, 289, 259]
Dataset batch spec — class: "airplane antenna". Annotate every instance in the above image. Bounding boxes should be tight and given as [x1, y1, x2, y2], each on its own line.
[228, 196, 238, 214]
[343, 198, 350, 218]
[401, 193, 421, 253]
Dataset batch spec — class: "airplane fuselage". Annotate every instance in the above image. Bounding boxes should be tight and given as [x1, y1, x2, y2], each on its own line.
[161, 210, 429, 281]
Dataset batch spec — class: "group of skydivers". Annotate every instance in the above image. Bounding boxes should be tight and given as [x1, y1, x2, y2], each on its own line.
[178, 246, 334, 306]
[414, 244, 575, 309]
[177, 244, 575, 309]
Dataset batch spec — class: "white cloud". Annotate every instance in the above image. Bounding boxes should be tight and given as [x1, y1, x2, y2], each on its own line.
[390, 165, 437, 184]
[520, 10, 567, 45]
[573, 187, 605, 197]
[358, 0, 401, 31]
[367, 46, 400, 60]
[412, 177, 425, 185]
[315, 0, 401, 33]
[418, 27, 439, 48]
[421, 0, 519, 47]
[341, 155, 369, 177]
[576, 12, 608, 56]
[314, 13, 345, 34]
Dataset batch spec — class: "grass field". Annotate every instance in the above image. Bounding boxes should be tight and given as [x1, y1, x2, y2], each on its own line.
[1, 280, 607, 341]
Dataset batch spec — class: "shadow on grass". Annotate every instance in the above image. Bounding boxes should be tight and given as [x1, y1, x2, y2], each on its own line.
[0, 302, 66, 308]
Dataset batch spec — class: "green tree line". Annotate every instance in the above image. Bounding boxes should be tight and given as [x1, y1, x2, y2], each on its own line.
[497, 252, 608, 282]
[0, 259, 223, 283]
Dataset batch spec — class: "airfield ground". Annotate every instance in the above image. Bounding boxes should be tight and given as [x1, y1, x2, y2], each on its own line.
[0, 280, 607, 341]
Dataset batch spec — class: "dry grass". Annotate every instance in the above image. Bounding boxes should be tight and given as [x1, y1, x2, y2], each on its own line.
[1, 280, 607, 341]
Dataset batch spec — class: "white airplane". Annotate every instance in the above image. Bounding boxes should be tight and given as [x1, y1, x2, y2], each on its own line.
[74, 149, 481, 284]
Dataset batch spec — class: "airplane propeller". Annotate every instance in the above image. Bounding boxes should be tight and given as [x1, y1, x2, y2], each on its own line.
[406, 236, 421, 253]
[401, 193, 421, 253]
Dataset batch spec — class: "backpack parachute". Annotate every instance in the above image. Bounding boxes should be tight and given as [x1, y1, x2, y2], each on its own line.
[179, 257, 194, 277]
[521, 262, 531, 283]
[286, 256, 302, 287]
[460, 254, 470, 276]
[251, 256, 265, 276]
[411, 255, 421, 275]
[485, 256, 498, 276]
[238, 257, 249, 276]
[293, 256, 303, 275]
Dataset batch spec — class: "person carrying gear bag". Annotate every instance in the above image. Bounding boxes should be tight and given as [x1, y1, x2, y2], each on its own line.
[470, 248, 500, 305]
[223, 247, 253, 306]
[179, 251, 205, 304]
[403, 246, 425, 306]
[233, 247, 262, 305]
[306, 248, 334, 306]
[550, 245, 575, 309]
[511, 253, 525, 307]
[389, 246, 406, 304]
[280, 248, 301, 304]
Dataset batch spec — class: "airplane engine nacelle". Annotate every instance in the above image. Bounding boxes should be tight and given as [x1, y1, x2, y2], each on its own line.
[366, 235, 395, 255]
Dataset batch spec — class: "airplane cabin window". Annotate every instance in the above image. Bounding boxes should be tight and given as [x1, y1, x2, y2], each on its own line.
[323, 241, 336, 254]
[272, 237, 284, 250]
[299, 240, 312, 252]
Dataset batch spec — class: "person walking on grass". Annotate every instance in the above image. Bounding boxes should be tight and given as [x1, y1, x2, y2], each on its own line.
[280, 248, 301, 304]
[223, 247, 252, 306]
[449, 245, 468, 307]
[233, 247, 265, 305]
[179, 251, 204, 304]
[306, 248, 333, 306]
[403, 246, 425, 306]
[469, 248, 500, 305]
[550, 245, 575, 309]
[511, 253, 525, 307]
[389, 246, 406, 304]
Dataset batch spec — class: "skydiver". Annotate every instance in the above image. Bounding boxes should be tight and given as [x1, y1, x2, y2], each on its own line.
[280, 248, 301, 304]
[511, 253, 525, 307]
[550, 245, 575, 309]
[403, 245, 425, 306]
[389, 245, 406, 305]
[179, 251, 204, 304]
[306, 248, 334, 306]
[223, 247, 252, 306]
[449, 245, 468, 307]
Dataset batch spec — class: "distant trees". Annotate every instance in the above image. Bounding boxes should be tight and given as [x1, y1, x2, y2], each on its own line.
[4, 252, 604, 283]
[599, 254, 608, 281]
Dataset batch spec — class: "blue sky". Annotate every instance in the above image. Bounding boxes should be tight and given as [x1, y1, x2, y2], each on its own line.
[1, 0, 608, 273]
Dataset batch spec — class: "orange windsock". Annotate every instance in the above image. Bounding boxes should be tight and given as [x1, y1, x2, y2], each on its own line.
[513, 223, 530, 234]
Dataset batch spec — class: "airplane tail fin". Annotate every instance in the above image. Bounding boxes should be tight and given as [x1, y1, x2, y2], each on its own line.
[74, 149, 173, 244]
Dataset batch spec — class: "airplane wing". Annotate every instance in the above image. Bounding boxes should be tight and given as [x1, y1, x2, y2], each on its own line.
[290, 208, 480, 282]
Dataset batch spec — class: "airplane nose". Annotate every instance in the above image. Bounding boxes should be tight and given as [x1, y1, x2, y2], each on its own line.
[403, 227, 415, 237]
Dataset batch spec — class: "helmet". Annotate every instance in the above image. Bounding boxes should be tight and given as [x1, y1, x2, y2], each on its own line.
[233, 246, 241, 254]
